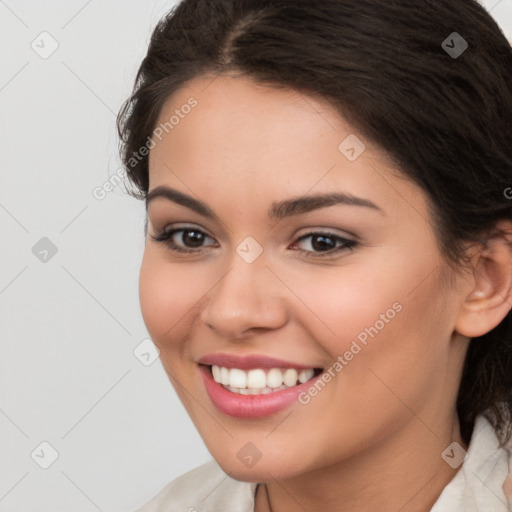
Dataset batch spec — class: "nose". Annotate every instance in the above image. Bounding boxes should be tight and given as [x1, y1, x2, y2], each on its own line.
[199, 255, 288, 339]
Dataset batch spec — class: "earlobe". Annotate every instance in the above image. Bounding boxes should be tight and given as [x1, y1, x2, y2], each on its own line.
[454, 220, 512, 339]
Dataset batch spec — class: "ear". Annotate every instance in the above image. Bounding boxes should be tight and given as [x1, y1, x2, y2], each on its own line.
[454, 220, 512, 338]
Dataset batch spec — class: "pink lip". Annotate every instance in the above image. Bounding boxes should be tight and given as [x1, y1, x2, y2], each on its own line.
[198, 364, 324, 418]
[197, 352, 322, 370]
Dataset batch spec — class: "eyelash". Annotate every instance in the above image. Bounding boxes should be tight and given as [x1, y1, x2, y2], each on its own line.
[150, 226, 357, 258]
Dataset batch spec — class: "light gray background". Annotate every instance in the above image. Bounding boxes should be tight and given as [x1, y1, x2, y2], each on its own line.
[1, 1, 511, 511]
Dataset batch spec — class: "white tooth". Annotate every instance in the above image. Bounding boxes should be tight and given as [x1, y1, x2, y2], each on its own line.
[266, 368, 283, 388]
[283, 369, 299, 387]
[220, 367, 230, 385]
[298, 369, 314, 383]
[229, 368, 247, 388]
[216, 366, 316, 392]
[238, 388, 249, 395]
[261, 387, 273, 394]
[212, 365, 221, 382]
[247, 369, 266, 389]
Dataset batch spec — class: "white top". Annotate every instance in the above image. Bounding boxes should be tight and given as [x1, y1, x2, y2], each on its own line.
[135, 414, 512, 512]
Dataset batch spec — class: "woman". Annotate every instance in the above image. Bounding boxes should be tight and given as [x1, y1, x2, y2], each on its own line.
[117, 0, 512, 510]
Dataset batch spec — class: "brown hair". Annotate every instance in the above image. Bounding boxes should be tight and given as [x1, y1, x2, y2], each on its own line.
[117, 0, 512, 446]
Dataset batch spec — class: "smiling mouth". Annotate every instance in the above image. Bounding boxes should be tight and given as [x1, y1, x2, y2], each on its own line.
[205, 364, 323, 395]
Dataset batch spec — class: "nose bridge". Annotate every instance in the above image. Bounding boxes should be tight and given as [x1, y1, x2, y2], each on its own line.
[200, 246, 287, 336]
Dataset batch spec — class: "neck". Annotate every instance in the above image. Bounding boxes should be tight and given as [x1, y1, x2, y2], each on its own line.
[255, 413, 468, 512]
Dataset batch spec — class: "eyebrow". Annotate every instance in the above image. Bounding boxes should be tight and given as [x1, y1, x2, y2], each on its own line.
[145, 185, 384, 219]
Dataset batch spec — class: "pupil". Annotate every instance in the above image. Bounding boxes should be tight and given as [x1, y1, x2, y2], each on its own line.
[312, 235, 335, 251]
[183, 230, 204, 247]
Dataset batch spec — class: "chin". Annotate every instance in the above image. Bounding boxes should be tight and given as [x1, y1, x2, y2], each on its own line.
[214, 455, 304, 483]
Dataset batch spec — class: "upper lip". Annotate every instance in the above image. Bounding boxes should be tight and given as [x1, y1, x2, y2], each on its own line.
[197, 352, 322, 370]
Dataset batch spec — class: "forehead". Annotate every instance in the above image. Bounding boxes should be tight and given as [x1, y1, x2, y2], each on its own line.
[150, 74, 350, 167]
[147, 73, 424, 221]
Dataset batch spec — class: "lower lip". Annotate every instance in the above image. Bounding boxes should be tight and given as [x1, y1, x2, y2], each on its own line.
[199, 364, 324, 418]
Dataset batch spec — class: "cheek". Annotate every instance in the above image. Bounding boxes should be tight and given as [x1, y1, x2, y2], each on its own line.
[138, 251, 201, 348]
[284, 257, 446, 395]
[280, 259, 406, 349]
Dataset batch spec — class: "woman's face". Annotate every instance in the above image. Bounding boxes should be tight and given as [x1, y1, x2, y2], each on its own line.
[140, 73, 470, 481]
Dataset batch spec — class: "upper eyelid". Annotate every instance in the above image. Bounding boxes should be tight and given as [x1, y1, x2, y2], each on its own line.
[145, 199, 374, 238]
[157, 223, 218, 241]
[154, 222, 354, 238]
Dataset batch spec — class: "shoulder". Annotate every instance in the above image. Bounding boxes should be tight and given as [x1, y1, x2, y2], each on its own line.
[134, 459, 257, 512]
[431, 412, 512, 512]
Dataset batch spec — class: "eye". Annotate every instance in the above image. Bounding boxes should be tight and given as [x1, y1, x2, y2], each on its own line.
[150, 226, 217, 253]
[150, 225, 357, 258]
[290, 231, 357, 258]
